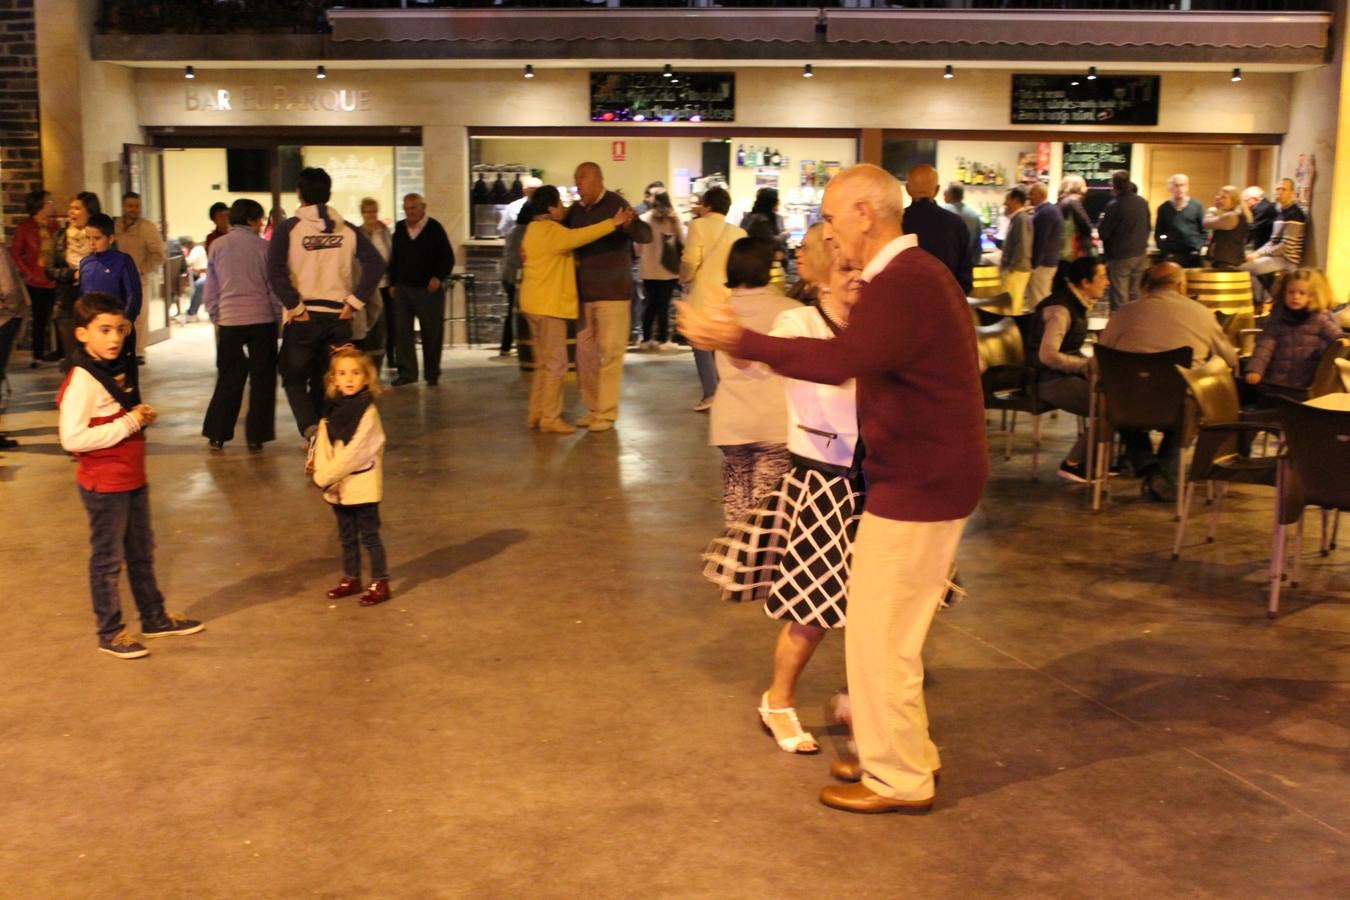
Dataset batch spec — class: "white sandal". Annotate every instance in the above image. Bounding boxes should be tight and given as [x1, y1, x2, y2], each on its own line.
[758, 692, 820, 754]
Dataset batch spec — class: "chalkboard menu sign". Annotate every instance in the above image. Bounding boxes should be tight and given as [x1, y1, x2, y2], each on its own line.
[1062, 142, 1132, 187]
[1011, 75, 1160, 126]
[590, 71, 735, 123]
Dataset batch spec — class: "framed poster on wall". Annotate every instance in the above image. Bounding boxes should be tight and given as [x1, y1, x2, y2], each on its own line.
[590, 71, 735, 123]
[1011, 75, 1160, 126]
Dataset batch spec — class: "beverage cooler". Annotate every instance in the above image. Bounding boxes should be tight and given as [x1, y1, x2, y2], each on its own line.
[470, 164, 531, 239]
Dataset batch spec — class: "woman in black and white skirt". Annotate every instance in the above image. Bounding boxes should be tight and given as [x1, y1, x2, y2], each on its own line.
[703, 226, 863, 755]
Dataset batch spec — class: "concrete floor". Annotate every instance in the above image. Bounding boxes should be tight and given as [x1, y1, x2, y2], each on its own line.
[1, 325, 1347, 898]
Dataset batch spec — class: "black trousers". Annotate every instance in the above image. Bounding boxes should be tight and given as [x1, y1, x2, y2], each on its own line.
[26, 285, 56, 359]
[1119, 429, 1177, 479]
[641, 279, 676, 342]
[334, 502, 387, 580]
[499, 281, 516, 354]
[203, 321, 279, 444]
[361, 291, 388, 370]
[79, 485, 169, 640]
[279, 312, 352, 437]
[376, 286, 396, 369]
[393, 284, 444, 383]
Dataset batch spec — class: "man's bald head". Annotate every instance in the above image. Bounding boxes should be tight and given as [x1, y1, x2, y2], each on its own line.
[905, 164, 940, 201]
[820, 164, 905, 271]
[827, 163, 905, 224]
[1027, 182, 1048, 205]
[1142, 261, 1185, 294]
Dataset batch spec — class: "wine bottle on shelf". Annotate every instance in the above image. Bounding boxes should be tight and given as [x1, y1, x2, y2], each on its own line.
[736, 144, 746, 167]
[470, 173, 490, 204]
[488, 173, 509, 203]
[769, 148, 782, 167]
[956, 157, 967, 182]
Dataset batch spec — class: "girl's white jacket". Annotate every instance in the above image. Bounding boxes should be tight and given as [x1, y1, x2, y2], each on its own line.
[308, 405, 385, 506]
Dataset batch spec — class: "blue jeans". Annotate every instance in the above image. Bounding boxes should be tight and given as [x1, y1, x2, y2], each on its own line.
[187, 275, 206, 316]
[694, 348, 719, 400]
[79, 485, 169, 640]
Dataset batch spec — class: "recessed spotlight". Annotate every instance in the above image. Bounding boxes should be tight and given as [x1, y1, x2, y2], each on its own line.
[1070, 77, 1080, 86]
[944, 64, 954, 80]
[1231, 67, 1243, 82]
[316, 65, 326, 80]
[663, 64, 673, 79]
[1086, 66, 1098, 81]
[524, 64, 535, 79]
[803, 64, 814, 79]
[184, 65, 195, 79]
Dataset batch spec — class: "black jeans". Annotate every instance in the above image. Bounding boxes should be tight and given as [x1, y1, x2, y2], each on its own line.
[362, 287, 389, 370]
[279, 312, 352, 437]
[203, 321, 279, 444]
[380, 287, 398, 369]
[393, 285, 445, 383]
[334, 502, 387, 580]
[79, 485, 169, 640]
[641, 279, 676, 342]
[1119, 429, 1177, 479]
[26, 285, 55, 359]
[499, 281, 516, 354]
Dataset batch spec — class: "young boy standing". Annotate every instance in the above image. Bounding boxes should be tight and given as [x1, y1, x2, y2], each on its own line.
[58, 292, 203, 659]
[80, 213, 144, 369]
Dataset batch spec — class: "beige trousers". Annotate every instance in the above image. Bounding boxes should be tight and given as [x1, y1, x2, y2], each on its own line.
[525, 313, 569, 427]
[575, 300, 630, 424]
[846, 511, 968, 801]
[1027, 266, 1058, 307]
[1002, 269, 1031, 315]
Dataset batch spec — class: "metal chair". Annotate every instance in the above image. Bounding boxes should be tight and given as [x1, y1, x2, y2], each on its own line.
[970, 266, 1004, 300]
[977, 315, 1054, 478]
[969, 291, 1014, 326]
[1089, 345, 1193, 513]
[1171, 358, 1281, 559]
[1268, 398, 1350, 616]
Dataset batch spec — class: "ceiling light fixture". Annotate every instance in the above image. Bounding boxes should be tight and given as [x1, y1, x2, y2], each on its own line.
[943, 64, 954, 80]
[803, 64, 814, 79]
[524, 64, 535, 79]
[184, 65, 195, 79]
[1231, 67, 1243, 82]
[316, 65, 327, 80]
[663, 64, 673, 79]
[1086, 66, 1098, 81]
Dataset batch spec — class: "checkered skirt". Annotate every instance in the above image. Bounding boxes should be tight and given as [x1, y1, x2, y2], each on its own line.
[701, 462, 863, 628]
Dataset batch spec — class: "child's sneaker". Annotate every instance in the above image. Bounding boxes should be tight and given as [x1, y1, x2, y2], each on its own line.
[99, 630, 150, 659]
[141, 613, 205, 638]
[358, 579, 391, 607]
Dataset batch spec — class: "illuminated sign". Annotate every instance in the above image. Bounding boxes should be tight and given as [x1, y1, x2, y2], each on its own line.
[185, 86, 373, 113]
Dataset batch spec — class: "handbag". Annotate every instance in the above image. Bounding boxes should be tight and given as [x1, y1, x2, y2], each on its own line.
[660, 230, 683, 274]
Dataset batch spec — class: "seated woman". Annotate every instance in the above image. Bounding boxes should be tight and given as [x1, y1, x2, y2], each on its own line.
[1203, 185, 1251, 271]
[1024, 256, 1109, 483]
[1246, 267, 1343, 403]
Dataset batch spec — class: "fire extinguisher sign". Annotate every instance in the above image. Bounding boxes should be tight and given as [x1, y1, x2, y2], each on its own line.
[611, 141, 626, 162]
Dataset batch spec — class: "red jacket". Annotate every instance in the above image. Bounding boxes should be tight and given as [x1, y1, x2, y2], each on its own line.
[58, 368, 147, 492]
[11, 217, 57, 289]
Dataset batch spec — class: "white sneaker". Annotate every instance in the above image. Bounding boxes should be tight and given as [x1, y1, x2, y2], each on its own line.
[661, 342, 681, 352]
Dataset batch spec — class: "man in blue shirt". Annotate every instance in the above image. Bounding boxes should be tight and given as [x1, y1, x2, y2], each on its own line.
[902, 165, 973, 294]
[942, 182, 984, 268]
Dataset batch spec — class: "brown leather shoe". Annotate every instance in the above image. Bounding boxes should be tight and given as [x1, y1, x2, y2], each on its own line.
[819, 782, 933, 814]
[830, 758, 862, 783]
[327, 576, 361, 599]
[358, 579, 391, 606]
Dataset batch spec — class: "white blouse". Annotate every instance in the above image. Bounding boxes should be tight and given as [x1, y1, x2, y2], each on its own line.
[770, 304, 859, 468]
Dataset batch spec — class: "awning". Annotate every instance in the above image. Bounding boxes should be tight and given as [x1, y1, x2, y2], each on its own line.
[327, 9, 821, 45]
[823, 10, 1330, 52]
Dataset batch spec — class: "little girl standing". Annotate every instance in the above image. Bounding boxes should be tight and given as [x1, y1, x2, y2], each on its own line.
[308, 347, 390, 606]
[709, 237, 799, 523]
[1246, 268, 1343, 402]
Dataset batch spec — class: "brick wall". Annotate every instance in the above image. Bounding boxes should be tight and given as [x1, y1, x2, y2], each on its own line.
[0, 0, 40, 238]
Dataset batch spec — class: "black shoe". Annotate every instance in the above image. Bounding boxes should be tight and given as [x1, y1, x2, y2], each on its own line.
[0, 436, 17, 450]
[425, 378, 439, 386]
[98, 630, 149, 659]
[391, 376, 417, 387]
[208, 440, 225, 451]
[1142, 471, 1176, 503]
[247, 442, 264, 453]
[1057, 460, 1088, 483]
[141, 613, 205, 638]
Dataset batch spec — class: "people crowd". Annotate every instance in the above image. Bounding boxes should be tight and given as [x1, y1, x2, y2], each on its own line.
[3, 154, 1344, 820]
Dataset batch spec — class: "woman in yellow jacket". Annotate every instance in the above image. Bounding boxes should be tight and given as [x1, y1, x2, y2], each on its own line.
[520, 185, 633, 433]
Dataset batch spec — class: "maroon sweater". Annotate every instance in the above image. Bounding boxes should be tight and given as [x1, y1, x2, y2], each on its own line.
[738, 246, 987, 522]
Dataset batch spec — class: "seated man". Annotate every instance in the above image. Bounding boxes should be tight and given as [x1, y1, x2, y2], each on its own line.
[1098, 262, 1238, 500]
[1242, 178, 1306, 302]
[1024, 256, 1108, 483]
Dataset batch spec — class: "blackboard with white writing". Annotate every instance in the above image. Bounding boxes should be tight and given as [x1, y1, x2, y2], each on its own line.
[1062, 142, 1133, 186]
[1011, 75, 1160, 126]
[590, 72, 735, 123]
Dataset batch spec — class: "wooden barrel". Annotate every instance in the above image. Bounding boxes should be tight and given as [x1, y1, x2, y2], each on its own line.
[514, 313, 577, 377]
[1187, 269, 1253, 315]
[971, 266, 1003, 299]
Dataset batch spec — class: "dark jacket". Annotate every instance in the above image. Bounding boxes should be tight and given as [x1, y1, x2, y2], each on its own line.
[80, 249, 143, 322]
[1027, 288, 1089, 375]
[1098, 191, 1151, 260]
[390, 217, 455, 289]
[1249, 308, 1342, 390]
[1030, 201, 1064, 269]
[563, 190, 652, 302]
[1057, 195, 1095, 261]
[1247, 198, 1278, 251]
[902, 199, 973, 294]
[1155, 198, 1207, 256]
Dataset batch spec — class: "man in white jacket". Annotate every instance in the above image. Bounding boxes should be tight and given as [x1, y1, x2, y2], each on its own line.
[267, 167, 384, 438]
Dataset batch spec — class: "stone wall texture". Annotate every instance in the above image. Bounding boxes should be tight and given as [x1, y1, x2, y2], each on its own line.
[0, 0, 40, 238]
